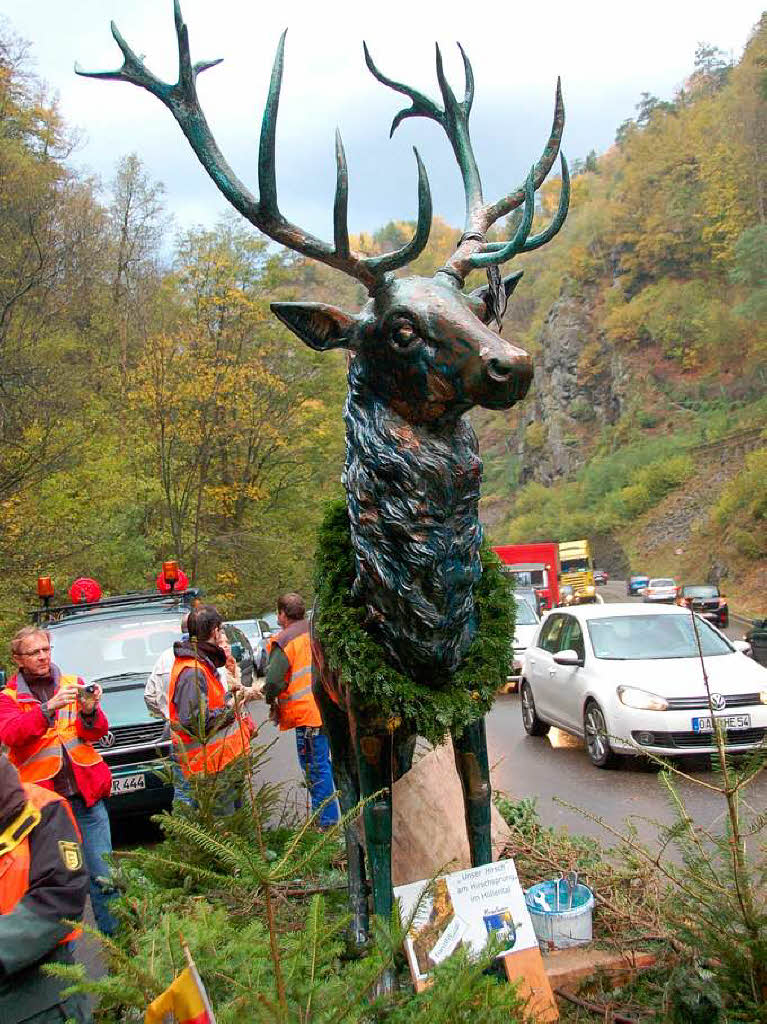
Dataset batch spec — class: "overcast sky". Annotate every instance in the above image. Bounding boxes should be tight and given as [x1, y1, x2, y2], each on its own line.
[4, 1, 763, 239]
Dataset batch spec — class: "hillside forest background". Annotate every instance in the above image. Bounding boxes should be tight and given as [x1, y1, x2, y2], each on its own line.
[0, 15, 765, 650]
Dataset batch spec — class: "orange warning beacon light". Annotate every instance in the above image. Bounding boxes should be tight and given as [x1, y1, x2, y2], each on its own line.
[37, 576, 55, 607]
[157, 561, 188, 594]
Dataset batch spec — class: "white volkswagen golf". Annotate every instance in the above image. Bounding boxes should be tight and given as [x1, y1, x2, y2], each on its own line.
[520, 603, 767, 768]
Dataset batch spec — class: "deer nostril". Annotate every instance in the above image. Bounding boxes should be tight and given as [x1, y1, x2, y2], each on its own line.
[487, 357, 513, 382]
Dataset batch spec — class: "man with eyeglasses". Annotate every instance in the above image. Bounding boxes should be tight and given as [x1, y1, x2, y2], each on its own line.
[0, 626, 116, 935]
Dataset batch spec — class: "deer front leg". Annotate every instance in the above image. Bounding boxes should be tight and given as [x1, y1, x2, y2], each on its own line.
[452, 716, 492, 866]
[355, 726, 394, 920]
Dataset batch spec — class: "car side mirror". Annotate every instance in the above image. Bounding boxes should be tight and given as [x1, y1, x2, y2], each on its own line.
[732, 640, 752, 657]
[553, 649, 583, 667]
[230, 641, 244, 663]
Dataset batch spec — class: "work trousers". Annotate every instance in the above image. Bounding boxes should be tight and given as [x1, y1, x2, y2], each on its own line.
[295, 726, 340, 829]
[69, 796, 117, 936]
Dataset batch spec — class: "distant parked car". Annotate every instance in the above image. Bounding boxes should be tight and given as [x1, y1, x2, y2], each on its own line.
[508, 596, 541, 688]
[519, 603, 767, 768]
[222, 622, 256, 685]
[627, 574, 650, 596]
[228, 618, 272, 676]
[676, 584, 729, 629]
[594, 570, 609, 586]
[642, 578, 677, 604]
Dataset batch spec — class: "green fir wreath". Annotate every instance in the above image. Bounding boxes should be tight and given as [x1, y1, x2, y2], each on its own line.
[312, 499, 516, 744]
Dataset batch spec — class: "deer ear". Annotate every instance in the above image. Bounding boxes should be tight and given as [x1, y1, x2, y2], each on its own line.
[469, 270, 524, 324]
[270, 302, 355, 351]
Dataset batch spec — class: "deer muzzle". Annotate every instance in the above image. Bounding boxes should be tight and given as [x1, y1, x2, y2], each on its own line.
[480, 339, 533, 408]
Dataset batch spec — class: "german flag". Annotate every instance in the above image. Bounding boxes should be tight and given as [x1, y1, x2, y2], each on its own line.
[145, 963, 216, 1024]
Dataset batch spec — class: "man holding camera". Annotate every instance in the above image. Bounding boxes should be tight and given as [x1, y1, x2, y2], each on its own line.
[0, 626, 116, 935]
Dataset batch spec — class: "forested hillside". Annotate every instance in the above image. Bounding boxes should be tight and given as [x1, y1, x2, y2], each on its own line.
[476, 22, 767, 614]
[0, 15, 765, 652]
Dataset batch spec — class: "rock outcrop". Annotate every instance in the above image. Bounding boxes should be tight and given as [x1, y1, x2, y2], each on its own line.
[517, 289, 627, 485]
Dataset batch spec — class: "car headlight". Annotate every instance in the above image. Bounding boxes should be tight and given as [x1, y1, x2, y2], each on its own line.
[617, 685, 669, 711]
[760, 691, 767, 706]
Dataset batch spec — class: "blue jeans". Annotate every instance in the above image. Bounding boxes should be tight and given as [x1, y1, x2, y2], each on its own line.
[70, 796, 117, 936]
[295, 727, 340, 828]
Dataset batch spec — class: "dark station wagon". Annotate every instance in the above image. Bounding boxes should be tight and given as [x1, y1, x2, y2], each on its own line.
[37, 590, 256, 818]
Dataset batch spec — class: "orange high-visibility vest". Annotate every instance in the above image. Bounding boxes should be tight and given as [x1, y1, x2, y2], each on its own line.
[168, 657, 253, 778]
[0, 783, 82, 943]
[2, 677, 104, 785]
[276, 625, 322, 731]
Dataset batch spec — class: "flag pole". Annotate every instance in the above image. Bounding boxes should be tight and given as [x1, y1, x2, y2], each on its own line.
[181, 938, 218, 1024]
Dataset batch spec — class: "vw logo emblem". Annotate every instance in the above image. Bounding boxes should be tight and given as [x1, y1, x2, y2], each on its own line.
[710, 693, 726, 711]
[100, 730, 116, 748]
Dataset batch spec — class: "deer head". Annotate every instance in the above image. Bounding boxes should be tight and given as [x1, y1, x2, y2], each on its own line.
[77, 2, 569, 431]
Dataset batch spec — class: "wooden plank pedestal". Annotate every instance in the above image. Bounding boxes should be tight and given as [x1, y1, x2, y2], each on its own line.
[503, 947, 559, 1021]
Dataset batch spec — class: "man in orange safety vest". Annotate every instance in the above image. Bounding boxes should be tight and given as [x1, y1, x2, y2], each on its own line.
[263, 593, 339, 828]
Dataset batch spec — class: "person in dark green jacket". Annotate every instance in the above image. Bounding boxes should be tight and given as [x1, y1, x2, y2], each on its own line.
[0, 754, 91, 1023]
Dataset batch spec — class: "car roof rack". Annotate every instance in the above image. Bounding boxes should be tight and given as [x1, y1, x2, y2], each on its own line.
[32, 588, 201, 625]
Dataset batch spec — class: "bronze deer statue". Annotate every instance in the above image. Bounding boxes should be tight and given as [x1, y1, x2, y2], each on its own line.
[79, 0, 569, 967]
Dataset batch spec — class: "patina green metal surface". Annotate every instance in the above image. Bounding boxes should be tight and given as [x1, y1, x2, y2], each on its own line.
[78, 2, 570, 967]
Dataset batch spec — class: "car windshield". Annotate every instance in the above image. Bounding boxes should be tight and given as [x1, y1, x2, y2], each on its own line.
[561, 558, 589, 573]
[683, 585, 718, 598]
[587, 614, 732, 660]
[649, 579, 675, 588]
[49, 614, 183, 685]
[504, 568, 546, 587]
[515, 599, 539, 625]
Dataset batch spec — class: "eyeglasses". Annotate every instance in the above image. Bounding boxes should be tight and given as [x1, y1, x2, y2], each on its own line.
[17, 645, 51, 657]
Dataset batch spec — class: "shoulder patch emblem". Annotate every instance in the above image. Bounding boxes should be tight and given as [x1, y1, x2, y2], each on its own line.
[58, 840, 83, 871]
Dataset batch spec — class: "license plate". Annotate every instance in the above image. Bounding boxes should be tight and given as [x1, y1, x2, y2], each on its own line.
[111, 773, 146, 795]
[692, 715, 751, 733]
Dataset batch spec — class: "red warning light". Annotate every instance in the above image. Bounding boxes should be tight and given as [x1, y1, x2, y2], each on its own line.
[68, 577, 102, 604]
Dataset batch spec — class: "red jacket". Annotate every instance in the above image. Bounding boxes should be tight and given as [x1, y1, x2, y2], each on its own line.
[0, 666, 111, 808]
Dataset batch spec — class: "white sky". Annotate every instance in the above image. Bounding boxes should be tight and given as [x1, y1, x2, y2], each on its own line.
[4, 0, 763, 239]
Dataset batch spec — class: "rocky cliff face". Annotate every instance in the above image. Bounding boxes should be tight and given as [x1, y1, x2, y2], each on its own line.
[518, 289, 627, 485]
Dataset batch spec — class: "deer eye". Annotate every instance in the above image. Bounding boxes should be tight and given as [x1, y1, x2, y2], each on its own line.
[388, 317, 419, 350]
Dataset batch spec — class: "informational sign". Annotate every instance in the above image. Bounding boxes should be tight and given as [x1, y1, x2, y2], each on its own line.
[394, 858, 538, 985]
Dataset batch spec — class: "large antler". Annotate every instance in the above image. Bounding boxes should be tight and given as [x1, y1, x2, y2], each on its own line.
[364, 43, 570, 285]
[76, 1, 432, 293]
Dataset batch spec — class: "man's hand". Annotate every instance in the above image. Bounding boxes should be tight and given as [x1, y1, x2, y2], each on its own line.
[46, 686, 81, 711]
[77, 684, 102, 716]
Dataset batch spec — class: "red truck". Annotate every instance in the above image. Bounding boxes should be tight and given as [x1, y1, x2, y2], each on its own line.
[492, 542, 560, 611]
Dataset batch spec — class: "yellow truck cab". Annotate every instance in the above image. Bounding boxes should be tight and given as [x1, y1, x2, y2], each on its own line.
[558, 540, 596, 603]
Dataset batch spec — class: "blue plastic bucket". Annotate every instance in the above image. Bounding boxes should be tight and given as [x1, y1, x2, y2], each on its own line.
[525, 880, 594, 949]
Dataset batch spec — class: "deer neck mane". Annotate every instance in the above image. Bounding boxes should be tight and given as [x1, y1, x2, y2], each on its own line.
[342, 363, 483, 685]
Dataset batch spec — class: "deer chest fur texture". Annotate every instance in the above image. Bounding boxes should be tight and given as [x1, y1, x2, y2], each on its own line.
[343, 362, 483, 686]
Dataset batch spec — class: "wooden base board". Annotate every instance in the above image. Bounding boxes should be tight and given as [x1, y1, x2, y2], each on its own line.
[544, 946, 657, 989]
[410, 945, 656, 1019]
[503, 947, 559, 1021]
